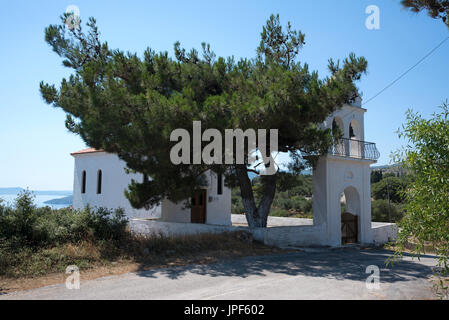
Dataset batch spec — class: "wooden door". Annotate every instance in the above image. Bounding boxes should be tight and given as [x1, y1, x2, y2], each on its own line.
[191, 190, 207, 224]
[341, 212, 358, 244]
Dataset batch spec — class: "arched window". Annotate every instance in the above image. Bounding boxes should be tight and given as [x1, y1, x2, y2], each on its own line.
[217, 173, 223, 195]
[97, 170, 102, 194]
[349, 124, 355, 138]
[332, 119, 338, 135]
[349, 119, 360, 140]
[332, 116, 343, 137]
[81, 170, 86, 194]
[349, 120, 361, 158]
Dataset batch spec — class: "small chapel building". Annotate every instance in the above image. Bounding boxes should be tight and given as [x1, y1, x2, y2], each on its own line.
[71, 148, 232, 225]
[71, 96, 396, 247]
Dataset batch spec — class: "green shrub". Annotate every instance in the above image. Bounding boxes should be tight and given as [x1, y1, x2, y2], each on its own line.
[231, 188, 245, 214]
[0, 190, 37, 243]
[0, 191, 128, 247]
[269, 208, 291, 217]
[273, 196, 312, 214]
[371, 177, 407, 203]
[231, 174, 313, 216]
[231, 203, 245, 215]
[371, 199, 404, 223]
[275, 198, 293, 210]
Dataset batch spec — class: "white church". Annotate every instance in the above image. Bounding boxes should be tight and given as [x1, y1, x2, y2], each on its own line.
[71, 97, 397, 247]
[71, 149, 232, 225]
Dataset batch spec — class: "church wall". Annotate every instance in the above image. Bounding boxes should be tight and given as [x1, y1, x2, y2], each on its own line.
[72, 152, 160, 219]
[160, 171, 231, 225]
[72, 152, 231, 225]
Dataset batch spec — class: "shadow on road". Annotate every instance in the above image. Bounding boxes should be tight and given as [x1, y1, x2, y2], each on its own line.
[135, 248, 437, 283]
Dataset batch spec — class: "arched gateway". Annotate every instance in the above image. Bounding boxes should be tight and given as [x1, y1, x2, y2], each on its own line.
[341, 186, 361, 244]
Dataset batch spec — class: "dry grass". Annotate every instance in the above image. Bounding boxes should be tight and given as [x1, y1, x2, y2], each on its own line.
[0, 231, 283, 293]
[384, 237, 439, 255]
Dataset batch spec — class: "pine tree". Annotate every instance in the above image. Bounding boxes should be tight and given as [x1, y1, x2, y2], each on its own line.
[40, 14, 367, 228]
[401, 0, 449, 28]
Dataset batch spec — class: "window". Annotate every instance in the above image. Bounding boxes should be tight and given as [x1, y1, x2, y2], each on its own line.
[332, 116, 343, 138]
[217, 173, 223, 195]
[349, 124, 355, 138]
[332, 119, 338, 135]
[81, 171, 86, 194]
[97, 170, 102, 194]
[349, 119, 359, 140]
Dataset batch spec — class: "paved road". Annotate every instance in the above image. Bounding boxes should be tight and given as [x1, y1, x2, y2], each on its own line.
[0, 248, 438, 300]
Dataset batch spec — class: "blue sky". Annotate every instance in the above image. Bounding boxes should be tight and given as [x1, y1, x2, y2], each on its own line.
[0, 0, 448, 190]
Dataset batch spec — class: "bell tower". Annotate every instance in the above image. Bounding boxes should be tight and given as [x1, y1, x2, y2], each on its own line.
[312, 96, 380, 246]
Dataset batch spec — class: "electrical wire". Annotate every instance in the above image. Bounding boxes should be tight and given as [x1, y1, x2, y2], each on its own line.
[362, 36, 449, 106]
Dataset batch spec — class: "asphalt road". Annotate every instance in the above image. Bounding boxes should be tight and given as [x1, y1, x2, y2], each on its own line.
[0, 248, 438, 300]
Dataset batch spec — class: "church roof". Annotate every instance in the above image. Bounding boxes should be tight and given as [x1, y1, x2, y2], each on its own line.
[70, 148, 104, 156]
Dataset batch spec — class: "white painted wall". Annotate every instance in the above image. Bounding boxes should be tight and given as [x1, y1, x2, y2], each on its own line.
[312, 101, 375, 246]
[320, 156, 374, 246]
[323, 104, 366, 142]
[372, 222, 398, 245]
[160, 171, 232, 226]
[72, 151, 231, 225]
[72, 152, 160, 219]
[205, 171, 232, 225]
[130, 218, 244, 237]
[130, 218, 396, 248]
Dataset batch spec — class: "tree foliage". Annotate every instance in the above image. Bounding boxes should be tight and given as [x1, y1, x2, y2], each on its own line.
[231, 174, 313, 219]
[393, 102, 449, 294]
[371, 176, 407, 203]
[370, 170, 383, 183]
[40, 13, 367, 227]
[371, 199, 404, 223]
[401, 0, 449, 28]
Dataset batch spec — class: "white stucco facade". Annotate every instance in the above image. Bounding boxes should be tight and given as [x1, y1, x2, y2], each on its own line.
[312, 99, 378, 246]
[159, 172, 231, 226]
[71, 149, 231, 224]
[312, 156, 374, 246]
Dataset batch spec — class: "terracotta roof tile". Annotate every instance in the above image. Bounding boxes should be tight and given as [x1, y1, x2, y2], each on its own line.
[70, 148, 105, 156]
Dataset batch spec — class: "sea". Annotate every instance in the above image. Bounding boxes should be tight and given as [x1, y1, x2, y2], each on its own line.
[0, 193, 71, 210]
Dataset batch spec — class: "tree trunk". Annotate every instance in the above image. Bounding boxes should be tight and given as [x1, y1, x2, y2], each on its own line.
[235, 164, 277, 228]
[256, 173, 277, 227]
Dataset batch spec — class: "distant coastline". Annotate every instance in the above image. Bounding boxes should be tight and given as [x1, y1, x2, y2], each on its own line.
[0, 187, 72, 209]
[0, 187, 72, 196]
[44, 195, 73, 205]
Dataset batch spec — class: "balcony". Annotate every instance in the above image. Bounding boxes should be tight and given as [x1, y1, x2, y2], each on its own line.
[329, 138, 380, 161]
